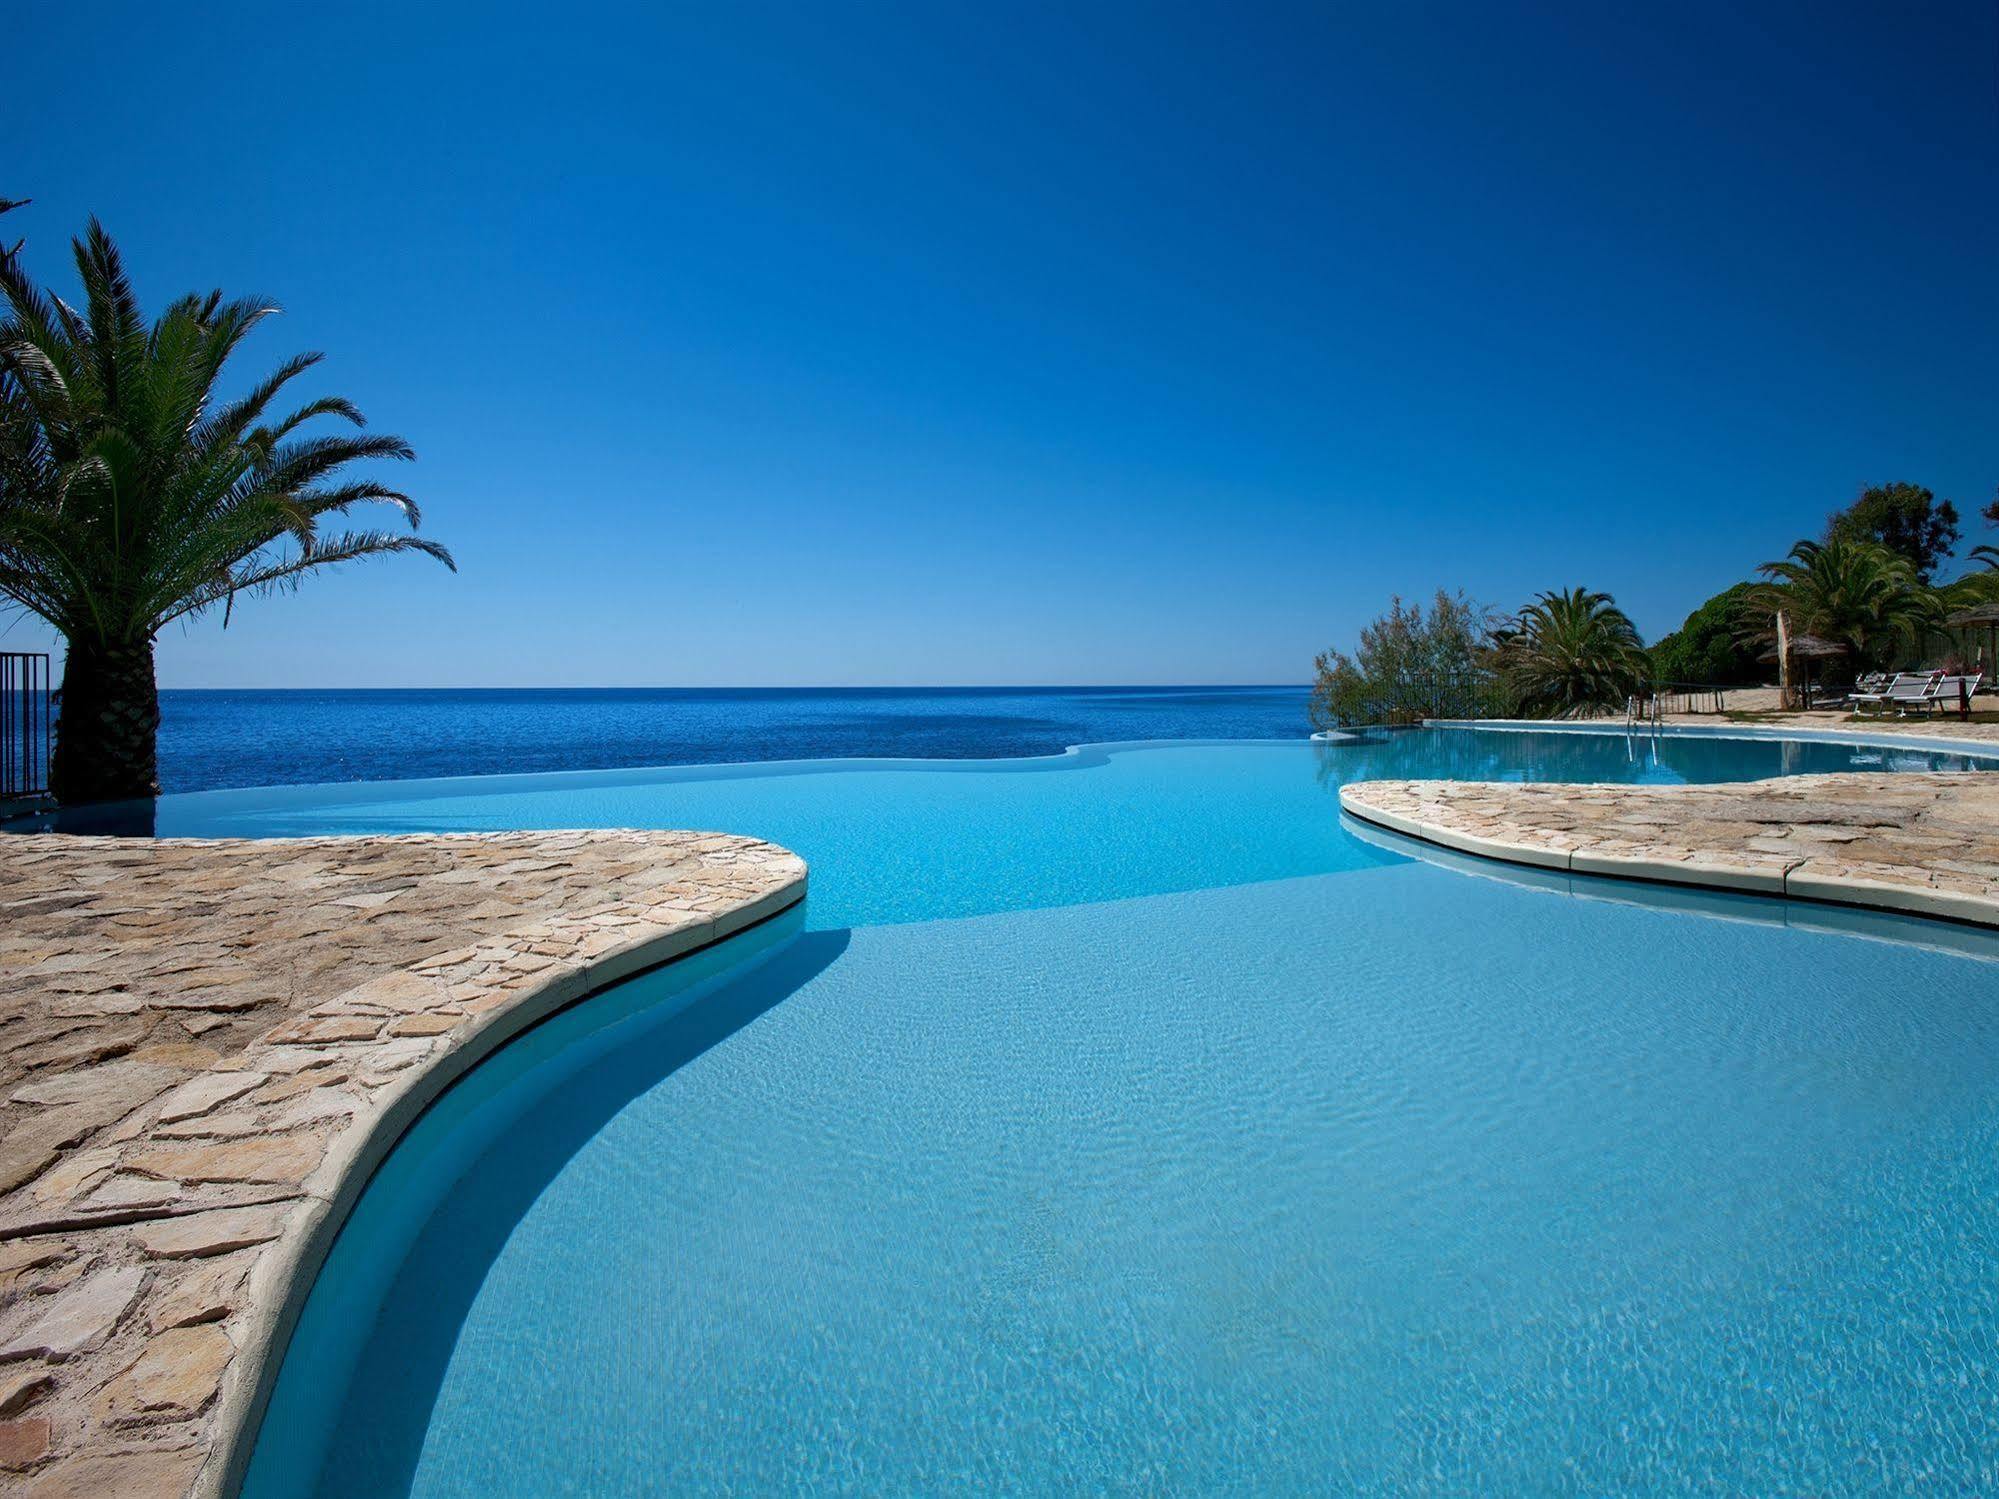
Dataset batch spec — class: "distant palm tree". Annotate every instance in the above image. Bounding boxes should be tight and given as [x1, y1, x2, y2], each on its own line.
[1938, 544, 1999, 634]
[0, 219, 452, 804]
[1497, 587, 1650, 718]
[1745, 537, 1935, 671]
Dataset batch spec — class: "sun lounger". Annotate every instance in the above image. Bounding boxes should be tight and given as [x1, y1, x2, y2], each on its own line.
[1900, 672, 1983, 718]
[1820, 673, 1887, 709]
[1852, 673, 1935, 716]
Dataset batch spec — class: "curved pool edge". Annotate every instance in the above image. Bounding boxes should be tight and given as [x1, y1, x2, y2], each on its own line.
[0, 829, 804, 1499]
[195, 864, 806, 1499]
[1339, 811, 1999, 963]
[1338, 772, 1999, 930]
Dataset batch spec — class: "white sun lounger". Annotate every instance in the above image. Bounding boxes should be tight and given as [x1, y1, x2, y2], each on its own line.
[1901, 672, 1983, 718]
[1822, 672, 1888, 709]
[1854, 672, 1939, 716]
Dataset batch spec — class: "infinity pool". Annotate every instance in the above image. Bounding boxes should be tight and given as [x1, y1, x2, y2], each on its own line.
[226, 728, 1999, 1495]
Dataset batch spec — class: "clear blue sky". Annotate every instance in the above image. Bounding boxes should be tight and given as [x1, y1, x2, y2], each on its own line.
[10, 0, 1996, 687]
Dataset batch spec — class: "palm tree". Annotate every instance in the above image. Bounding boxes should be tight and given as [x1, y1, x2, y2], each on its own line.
[0, 219, 452, 804]
[1497, 587, 1650, 718]
[1745, 537, 1936, 672]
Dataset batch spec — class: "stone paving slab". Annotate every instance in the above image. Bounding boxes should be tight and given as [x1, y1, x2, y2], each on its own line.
[1340, 773, 1999, 926]
[0, 830, 806, 1499]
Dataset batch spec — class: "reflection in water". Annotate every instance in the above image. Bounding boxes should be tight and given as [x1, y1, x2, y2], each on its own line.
[1309, 724, 1991, 792]
[1341, 812, 1999, 965]
[21, 796, 158, 837]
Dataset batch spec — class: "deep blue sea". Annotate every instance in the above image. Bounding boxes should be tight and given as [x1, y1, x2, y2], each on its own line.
[153, 686, 1312, 793]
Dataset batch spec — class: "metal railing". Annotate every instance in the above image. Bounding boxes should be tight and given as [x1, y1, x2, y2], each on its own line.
[1319, 670, 1514, 727]
[1410, 675, 1729, 722]
[2, 652, 52, 800]
[1413, 670, 1517, 721]
[1321, 672, 1731, 729]
[1628, 685, 1728, 727]
[1643, 682, 1727, 716]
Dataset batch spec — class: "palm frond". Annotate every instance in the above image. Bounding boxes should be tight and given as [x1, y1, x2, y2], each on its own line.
[0, 218, 448, 649]
[1498, 586, 1649, 718]
[192, 350, 324, 453]
[160, 530, 454, 628]
[1744, 536, 1937, 669]
[268, 395, 364, 440]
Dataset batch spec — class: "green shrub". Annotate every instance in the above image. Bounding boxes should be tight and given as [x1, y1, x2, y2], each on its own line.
[1309, 591, 1498, 729]
[1649, 583, 1764, 686]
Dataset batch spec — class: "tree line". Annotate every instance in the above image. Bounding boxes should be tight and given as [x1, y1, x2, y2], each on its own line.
[1312, 484, 1999, 728]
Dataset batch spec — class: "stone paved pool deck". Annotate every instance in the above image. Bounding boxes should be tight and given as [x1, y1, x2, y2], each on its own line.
[0, 830, 805, 1499]
[1341, 771, 1999, 926]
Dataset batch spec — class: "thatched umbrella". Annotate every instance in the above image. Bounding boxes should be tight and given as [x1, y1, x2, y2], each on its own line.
[1760, 633, 1849, 708]
[1945, 600, 1999, 679]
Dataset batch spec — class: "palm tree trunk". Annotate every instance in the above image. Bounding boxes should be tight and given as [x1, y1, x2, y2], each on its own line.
[1775, 609, 1792, 709]
[50, 639, 161, 805]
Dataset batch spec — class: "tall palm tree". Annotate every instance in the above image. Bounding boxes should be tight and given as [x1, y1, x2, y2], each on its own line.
[1745, 537, 1936, 671]
[1497, 587, 1650, 718]
[0, 219, 452, 804]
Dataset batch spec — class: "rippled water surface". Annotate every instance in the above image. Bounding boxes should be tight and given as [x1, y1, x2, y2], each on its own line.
[233, 730, 1999, 1496]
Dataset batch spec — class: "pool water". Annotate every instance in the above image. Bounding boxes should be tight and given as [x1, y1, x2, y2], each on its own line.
[230, 728, 1999, 1495]
[66, 725, 1999, 929]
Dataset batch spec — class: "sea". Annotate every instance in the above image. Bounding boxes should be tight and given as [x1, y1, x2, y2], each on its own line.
[151, 686, 1314, 794]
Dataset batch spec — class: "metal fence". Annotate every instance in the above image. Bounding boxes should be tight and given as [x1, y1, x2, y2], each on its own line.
[1403, 670, 1516, 721]
[1643, 682, 1727, 715]
[2, 652, 52, 800]
[1325, 671, 1732, 728]
[1323, 671, 1514, 726]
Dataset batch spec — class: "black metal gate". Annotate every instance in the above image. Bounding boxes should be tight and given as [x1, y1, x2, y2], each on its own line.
[2, 652, 51, 800]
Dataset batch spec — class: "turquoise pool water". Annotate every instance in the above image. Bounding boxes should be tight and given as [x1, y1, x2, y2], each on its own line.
[62, 724, 1999, 928]
[229, 728, 1999, 1495]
